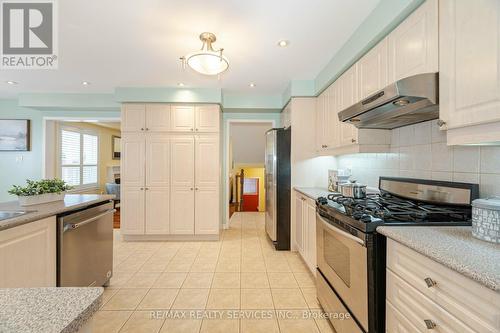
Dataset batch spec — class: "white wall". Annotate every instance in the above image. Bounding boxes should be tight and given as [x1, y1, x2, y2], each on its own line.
[337, 119, 500, 197]
[230, 122, 273, 165]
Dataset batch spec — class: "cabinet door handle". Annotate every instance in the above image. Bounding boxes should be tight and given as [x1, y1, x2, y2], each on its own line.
[424, 319, 436, 329]
[351, 138, 356, 143]
[190, 187, 194, 191]
[140, 128, 144, 131]
[140, 187, 144, 190]
[424, 277, 437, 288]
[190, 128, 194, 131]
[145, 128, 149, 131]
[437, 119, 446, 127]
[195, 187, 199, 190]
[195, 128, 199, 131]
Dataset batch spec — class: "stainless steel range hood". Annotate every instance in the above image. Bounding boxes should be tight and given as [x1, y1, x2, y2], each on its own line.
[338, 72, 439, 129]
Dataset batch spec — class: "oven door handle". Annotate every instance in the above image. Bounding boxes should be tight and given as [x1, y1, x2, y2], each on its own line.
[317, 213, 366, 246]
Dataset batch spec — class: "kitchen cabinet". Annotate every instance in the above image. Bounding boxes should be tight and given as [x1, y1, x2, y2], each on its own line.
[338, 65, 359, 147]
[439, 0, 500, 145]
[0, 216, 56, 288]
[386, 239, 500, 332]
[122, 103, 171, 132]
[121, 186, 145, 234]
[121, 103, 221, 239]
[387, 0, 438, 82]
[292, 190, 316, 274]
[358, 38, 388, 100]
[315, 90, 327, 151]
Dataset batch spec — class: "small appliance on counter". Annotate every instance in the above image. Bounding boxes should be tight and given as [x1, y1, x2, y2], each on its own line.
[265, 127, 291, 250]
[316, 177, 479, 333]
[472, 197, 500, 244]
[328, 169, 350, 192]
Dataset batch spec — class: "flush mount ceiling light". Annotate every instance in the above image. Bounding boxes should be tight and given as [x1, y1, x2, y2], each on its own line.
[277, 40, 289, 47]
[249, 83, 256, 88]
[6, 81, 18, 85]
[180, 32, 229, 76]
[82, 81, 91, 86]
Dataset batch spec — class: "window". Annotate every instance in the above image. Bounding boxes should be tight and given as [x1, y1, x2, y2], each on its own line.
[60, 127, 98, 188]
[243, 178, 258, 195]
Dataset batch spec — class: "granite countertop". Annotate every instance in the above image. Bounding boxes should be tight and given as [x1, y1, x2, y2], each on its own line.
[377, 226, 500, 292]
[0, 194, 115, 231]
[0, 287, 103, 333]
[294, 187, 336, 200]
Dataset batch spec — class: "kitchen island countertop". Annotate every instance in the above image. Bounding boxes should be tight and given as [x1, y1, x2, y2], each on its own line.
[377, 226, 500, 292]
[0, 287, 103, 333]
[0, 194, 115, 231]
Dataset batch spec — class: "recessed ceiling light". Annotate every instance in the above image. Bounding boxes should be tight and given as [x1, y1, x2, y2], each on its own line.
[277, 40, 289, 47]
[82, 81, 91, 86]
[177, 82, 185, 87]
[249, 83, 256, 88]
[6, 81, 18, 85]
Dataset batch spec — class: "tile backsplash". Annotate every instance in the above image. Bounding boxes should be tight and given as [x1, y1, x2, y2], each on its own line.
[336, 120, 500, 198]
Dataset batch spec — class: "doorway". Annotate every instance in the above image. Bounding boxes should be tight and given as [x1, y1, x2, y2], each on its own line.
[227, 121, 274, 221]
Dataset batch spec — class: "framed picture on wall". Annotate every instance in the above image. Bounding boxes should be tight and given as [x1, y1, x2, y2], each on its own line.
[112, 135, 121, 160]
[0, 119, 30, 151]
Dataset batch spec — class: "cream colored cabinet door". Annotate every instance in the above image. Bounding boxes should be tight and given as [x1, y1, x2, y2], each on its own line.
[294, 193, 304, 255]
[146, 134, 170, 187]
[315, 92, 327, 151]
[195, 105, 220, 133]
[121, 133, 145, 187]
[325, 82, 340, 149]
[305, 199, 317, 273]
[146, 104, 170, 132]
[170, 187, 195, 234]
[121, 187, 145, 235]
[145, 187, 170, 234]
[0, 217, 56, 287]
[339, 65, 359, 146]
[440, 0, 500, 131]
[171, 105, 195, 132]
[358, 38, 388, 99]
[171, 136, 195, 188]
[195, 187, 219, 235]
[122, 104, 146, 132]
[195, 135, 219, 188]
[387, 0, 438, 82]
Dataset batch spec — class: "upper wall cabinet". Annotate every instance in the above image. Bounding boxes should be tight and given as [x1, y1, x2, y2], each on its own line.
[122, 103, 220, 133]
[358, 38, 388, 100]
[440, 0, 500, 145]
[387, 0, 438, 82]
[339, 65, 359, 147]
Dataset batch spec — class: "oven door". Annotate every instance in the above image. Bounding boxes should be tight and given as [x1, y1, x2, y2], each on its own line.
[316, 213, 368, 332]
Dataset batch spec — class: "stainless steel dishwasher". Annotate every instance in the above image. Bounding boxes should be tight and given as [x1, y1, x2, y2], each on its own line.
[57, 201, 114, 287]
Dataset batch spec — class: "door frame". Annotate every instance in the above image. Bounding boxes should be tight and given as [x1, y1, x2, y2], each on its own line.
[224, 118, 276, 229]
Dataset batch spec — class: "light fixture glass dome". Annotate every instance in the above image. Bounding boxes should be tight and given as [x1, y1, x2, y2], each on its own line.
[182, 32, 229, 76]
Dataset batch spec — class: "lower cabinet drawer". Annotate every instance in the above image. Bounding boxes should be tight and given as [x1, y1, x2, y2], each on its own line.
[387, 269, 475, 333]
[316, 270, 364, 333]
[386, 300, 421, 333]
[387, 239, 500, 333]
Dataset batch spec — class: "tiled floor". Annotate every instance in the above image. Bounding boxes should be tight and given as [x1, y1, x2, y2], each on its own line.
[95, 212, 335, 333]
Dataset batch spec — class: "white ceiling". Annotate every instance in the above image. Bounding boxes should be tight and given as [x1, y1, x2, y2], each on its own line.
[230, 122, 273, 165]
[0, 0, 380, 98]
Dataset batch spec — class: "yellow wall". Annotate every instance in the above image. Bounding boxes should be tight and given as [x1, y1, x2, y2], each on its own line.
[235, 165, 265, 212]
[52, 122, 121, 192]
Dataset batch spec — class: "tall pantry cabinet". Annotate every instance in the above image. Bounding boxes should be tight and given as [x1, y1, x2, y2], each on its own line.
[121, 103, 221, 239]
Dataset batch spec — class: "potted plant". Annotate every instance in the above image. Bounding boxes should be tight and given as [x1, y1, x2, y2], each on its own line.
[8, 179, 74, 206]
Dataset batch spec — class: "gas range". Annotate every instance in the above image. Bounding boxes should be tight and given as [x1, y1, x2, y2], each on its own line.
[315, 177, 479, 333]
[317, 190, 474, 233]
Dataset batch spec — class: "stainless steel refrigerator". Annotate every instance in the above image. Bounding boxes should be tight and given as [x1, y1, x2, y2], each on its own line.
[265, 127, 291, 250]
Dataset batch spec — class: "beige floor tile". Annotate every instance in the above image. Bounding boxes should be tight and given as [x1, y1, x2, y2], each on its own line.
[271, 289, 308, 309]
[267, 272, 299, 288]
[278, 315, 320, 333]
[190, 260, 217, 272]
[171, 289, 210, 309]
[288, 261, 310, 273]
[240, 289, 274, 309]
[153, 272, 187, 288]
[206, 288, 240, 309]
[93, 310, 132, 333]
[101, 288, 119, 307]
[108, 271, 134, 288]
[301, 288, 321, 309]
[138, 288, 179, 310]
[160, 318, 202, 333]
[211, 272, 240, 288]
[102, 288, 148, 310]
[293, 272, 316, 288]
[166, 260, 193, 272]
[240, 260, 266, 272]
[314, 317, 336, 333]
[123, 272, 161, 288]
[264, 260, 291, 272]
[119, 310, 165, 333]
[215, 259, 241, 272]
[139, 259, 170, 272]
[182, 272, 214, 288]
[240, 272, 269, 288]
[200, 318, 240, 333]
[241, 317, 279, 333]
